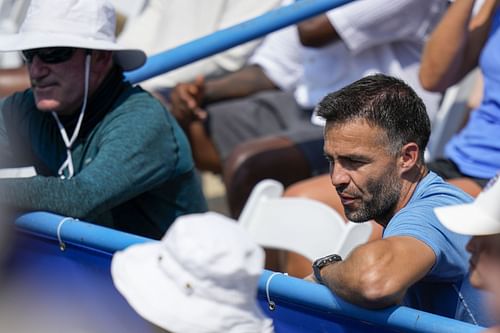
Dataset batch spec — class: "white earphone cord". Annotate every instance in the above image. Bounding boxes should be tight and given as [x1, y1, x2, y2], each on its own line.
[51, 53, 91, 179]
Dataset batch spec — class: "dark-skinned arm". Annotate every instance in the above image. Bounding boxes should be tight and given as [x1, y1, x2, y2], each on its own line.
[169, 64, 277, 126]
[297, 14, 340, 47]
[202, 64, 278, 103]
[318, 236, 435, 309]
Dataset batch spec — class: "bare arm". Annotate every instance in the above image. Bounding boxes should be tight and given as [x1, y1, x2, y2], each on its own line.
[419, 0, 498, 92]
[319, 236, 435, 309]
[297, 14, 340, 47]
[202, 64, 278, 103]
[169, 65, 277, 126]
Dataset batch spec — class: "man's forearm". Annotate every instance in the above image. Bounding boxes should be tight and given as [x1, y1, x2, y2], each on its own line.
[203, 65, 278, 104]
[297, 14, 340, 47]
[0, 176, 100, 219]
[321, 259, 405, 309]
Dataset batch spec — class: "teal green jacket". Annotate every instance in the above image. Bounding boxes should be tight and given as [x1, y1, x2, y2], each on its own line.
[0, 85, 207, 239]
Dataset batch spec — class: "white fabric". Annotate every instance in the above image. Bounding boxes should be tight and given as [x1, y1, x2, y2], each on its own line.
[109, 0, 146, 19]
[117, 0, 280, 89]
[0, 0, 29, 68]
[111, 212, 274, 333]
[0, 0, 146, 71]
[249, 25, 304, 93]
[435, 174, 500, 236]
[250, 0, 447, 124]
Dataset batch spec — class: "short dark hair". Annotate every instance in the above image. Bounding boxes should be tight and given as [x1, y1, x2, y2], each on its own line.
[317, 74, 430, 161]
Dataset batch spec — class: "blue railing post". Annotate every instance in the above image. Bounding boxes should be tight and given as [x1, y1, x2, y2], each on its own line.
[125, 0, 353, 84]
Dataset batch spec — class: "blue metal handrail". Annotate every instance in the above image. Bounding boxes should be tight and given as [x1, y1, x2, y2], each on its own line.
[13, 212, 484, 333]
[125, 0, 353, 84]
[15, 211, 151, 254]
[258, 270, 483, 333]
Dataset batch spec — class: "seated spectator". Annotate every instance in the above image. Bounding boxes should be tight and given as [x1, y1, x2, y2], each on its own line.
[169, 0, 446, 217]
[307, 74, 489, 325]
[117, 0, 280, 98]
[111, 212, 274, 333]
[419, 0, 500, 197]
[282, 0, 500, 274]
[0, 0, 207, 239]
[436, 173, 500, 331]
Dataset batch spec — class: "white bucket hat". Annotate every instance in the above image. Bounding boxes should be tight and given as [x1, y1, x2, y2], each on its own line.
[111, 212, 274, 333]
[0, 0, 145, 71]
[435, 173, 500, 235]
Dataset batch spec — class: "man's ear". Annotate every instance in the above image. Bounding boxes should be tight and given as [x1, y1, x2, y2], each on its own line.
[399, 142, 420, 173]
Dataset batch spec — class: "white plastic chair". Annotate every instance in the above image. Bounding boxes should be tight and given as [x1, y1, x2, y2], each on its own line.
[238, 179, 372, 260]
[425, 68, 479, 162]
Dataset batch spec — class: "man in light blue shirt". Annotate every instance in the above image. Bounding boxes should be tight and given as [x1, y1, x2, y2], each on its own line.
[310, 74, 490, 326]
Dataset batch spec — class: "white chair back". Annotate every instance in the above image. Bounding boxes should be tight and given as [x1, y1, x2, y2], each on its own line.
[239, 179, 372, 261]
[425, 69, 479, 162]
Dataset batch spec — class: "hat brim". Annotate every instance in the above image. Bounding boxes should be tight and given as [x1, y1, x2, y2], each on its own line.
[0, 31, 146, 71]
[111, 242, 271, 333]
[435, 204, 500, 236]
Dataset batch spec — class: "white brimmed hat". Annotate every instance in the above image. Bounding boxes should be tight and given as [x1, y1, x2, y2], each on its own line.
[435, 174, 500, 235]
[0, 0, 146, 71]
[111, 212, 274, 333]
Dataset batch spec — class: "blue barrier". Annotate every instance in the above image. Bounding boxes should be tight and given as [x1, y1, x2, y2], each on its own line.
[4, 212, 485, 333]
[125, 0, 353, 84]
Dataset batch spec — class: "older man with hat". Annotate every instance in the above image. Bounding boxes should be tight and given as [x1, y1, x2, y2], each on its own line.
[0, 0, 207, 239]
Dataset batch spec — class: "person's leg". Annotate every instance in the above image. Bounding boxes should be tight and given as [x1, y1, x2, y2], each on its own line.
[427, 158, 488, 197]
[0, 67, 30, 98]
[223, 136, 312, 218]
[447, 178, 482, 197]
[176, 90, 304, 174]
[185, 120, 222, 173]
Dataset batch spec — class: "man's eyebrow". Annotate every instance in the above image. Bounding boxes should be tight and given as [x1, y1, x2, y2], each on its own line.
[342, 153, 370, 161]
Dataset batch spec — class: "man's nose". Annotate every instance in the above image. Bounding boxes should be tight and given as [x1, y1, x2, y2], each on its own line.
[28, 56, 49, 80]
[466, 236, 480, 255]
[330, 163, 350, 188]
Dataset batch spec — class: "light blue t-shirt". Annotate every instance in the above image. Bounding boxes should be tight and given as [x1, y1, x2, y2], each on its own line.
[445, 9, 500, 179]
[384, 171, 491, 326]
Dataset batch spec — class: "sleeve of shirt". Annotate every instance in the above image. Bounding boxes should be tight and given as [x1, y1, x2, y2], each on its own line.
[148, 0, 283, 86]
[208, 0, 282, 71]
[248, 25, 303, 91]
[327, 0, 445, 55]
[383, 201, 471, 281]
[0, 93, 36, 169]
[0, 100, 14, 168]
[0, 96, 189, 221]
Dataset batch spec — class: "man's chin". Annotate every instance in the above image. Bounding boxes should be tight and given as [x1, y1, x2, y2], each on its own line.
[35, 100, 60, 112]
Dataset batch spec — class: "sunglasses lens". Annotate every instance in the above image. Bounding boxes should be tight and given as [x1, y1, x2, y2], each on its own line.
[22, 47, 76, 64]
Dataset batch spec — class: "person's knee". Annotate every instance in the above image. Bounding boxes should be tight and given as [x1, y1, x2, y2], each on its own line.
[447, 178, 482, 197]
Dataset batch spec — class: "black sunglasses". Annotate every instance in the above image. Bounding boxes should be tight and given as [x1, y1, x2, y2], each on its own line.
[21, 47, 77, 64]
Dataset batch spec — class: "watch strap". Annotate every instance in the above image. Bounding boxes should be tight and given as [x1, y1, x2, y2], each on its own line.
[312, 254, 342, 285]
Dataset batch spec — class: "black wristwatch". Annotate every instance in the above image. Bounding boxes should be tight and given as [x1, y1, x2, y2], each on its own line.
[312, 254, 342, 285]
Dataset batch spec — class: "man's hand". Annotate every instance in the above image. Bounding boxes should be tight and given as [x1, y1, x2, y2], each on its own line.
[170, 76, 207, 127]
[304, 273, 318, 283]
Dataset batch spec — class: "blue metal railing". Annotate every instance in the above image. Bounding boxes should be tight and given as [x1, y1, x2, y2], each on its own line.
[15, 211, 151, 254]
[12, 212, 484, 333]
[125, 0, 353, 84]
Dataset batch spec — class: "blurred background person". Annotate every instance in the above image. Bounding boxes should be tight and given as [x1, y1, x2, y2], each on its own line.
[436, 173, 500, 332]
